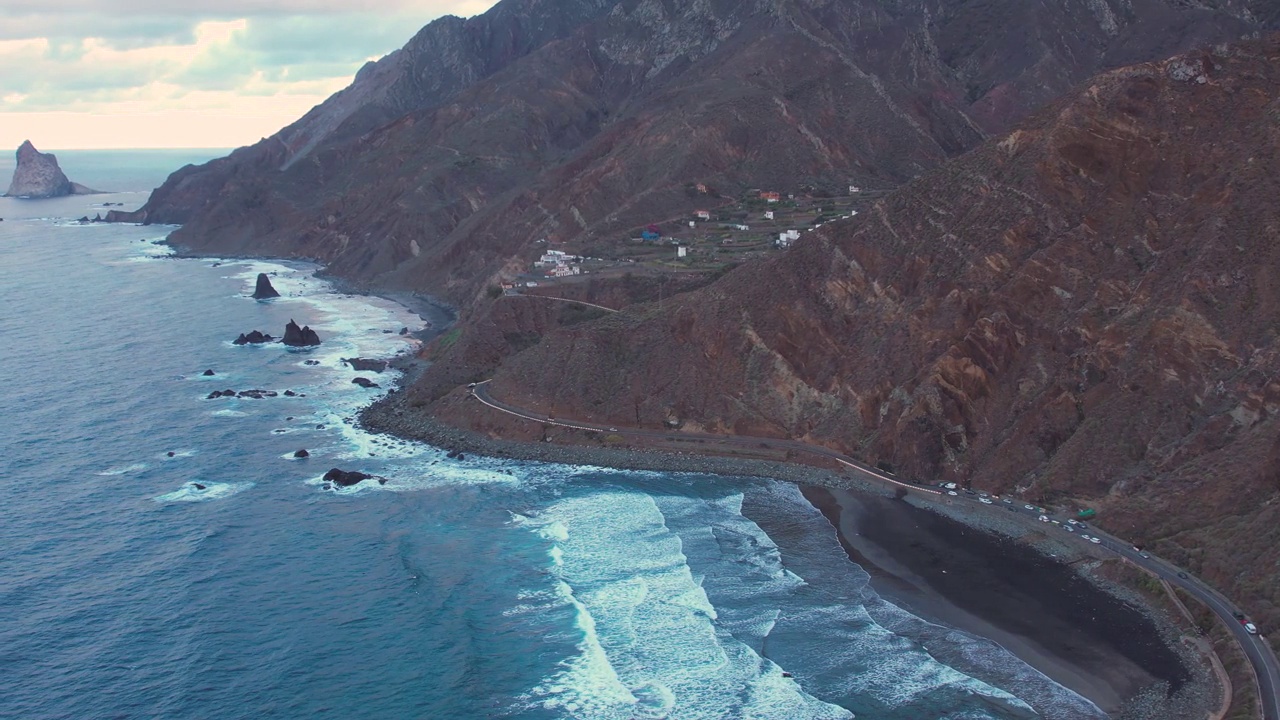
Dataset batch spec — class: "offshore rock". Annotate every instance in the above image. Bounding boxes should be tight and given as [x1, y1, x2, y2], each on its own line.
[352, 377, 380, 389]
[343, 358, 387, 373]
[233, 330, 273, 345]
[322, 468, 371, 487]
[252, 273, 281, 299]
[5, 141, 99, 198]
[281, 319, 320, 347]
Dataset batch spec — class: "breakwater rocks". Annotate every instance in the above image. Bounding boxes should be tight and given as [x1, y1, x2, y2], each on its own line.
[359, 389, 844, 488]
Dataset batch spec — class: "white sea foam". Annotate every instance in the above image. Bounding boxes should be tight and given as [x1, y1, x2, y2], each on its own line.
[153, 481, 252, 503]
[96, 462, 149, 476]
[516, 490, 852, 720]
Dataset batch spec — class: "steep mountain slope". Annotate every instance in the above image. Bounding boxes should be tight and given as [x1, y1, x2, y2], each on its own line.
[132, 0, 1270, 305]
[453, 36, 1280, 631]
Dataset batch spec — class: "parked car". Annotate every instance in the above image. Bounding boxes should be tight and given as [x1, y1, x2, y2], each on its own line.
[979, 498, 993, 505]
[1245, 623, 1258, 635]
[1038, 515, 1049, 522]
[1090, 537, 1101, 544]
[1024, 504, 1036, 511]
[1002, 499, 1012, 504]
[1177, 571, 1189, 579]
[1234, 612, 1246, 621]
[947, 491, 958, 496]
[1081, 534, 1092, 540]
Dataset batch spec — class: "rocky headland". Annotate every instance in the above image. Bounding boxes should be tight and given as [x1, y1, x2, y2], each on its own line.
[4, 141, 100, 198]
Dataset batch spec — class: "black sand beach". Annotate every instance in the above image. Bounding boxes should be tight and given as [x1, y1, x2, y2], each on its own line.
[803, 486, 1192, 714]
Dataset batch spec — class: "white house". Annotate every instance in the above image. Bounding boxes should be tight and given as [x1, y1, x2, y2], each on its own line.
[695, 210, 711, 220]
[849, 185, 861, 194]
[776, 229, 801, 248]
[764, 211, 774, 220]
[677, 246, 688, 258]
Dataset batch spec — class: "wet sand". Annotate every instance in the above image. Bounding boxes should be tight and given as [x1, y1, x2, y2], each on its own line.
[803, 486, 1190, 714]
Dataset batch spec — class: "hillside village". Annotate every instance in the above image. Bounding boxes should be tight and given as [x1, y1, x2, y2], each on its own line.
[506, 184, 882, 289]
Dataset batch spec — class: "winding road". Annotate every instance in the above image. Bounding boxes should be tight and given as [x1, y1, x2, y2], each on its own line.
[469, 379, 1280, 720]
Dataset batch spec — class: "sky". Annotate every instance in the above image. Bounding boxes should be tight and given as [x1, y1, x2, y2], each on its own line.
[0, 0, 497, 149]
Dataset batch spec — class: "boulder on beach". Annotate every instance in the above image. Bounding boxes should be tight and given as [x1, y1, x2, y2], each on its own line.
[252, 273, 281, 299]
[343, 358, 387, 373]
[352, 377, 380, 389]
[233, 330, 273, 345]
[323, 468, 371, 487]
[282, 319, 320, 347]
[294, 449, 309, 458]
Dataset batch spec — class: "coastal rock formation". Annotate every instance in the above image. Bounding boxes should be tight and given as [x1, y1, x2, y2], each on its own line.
[233, 330, 273, 345]
[281, 319, 320, 347]
[124, 0, 1270, 305]
[293, 449, 309, 458]
[343, 358, 387, 373]
[251, 273, 280, 299]
[440, 38, 1280, 635]
[201, 369, 216, 376]
[323, 468, 371, 487]
[352, 377, 380, 389]
[5, 141, 99, 198]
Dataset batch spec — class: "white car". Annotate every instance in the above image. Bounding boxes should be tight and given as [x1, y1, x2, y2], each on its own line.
[1024, 504, 1036, 511]
[1067, 519, 1079, 525]
[1080, 534, 1092, 540]
[1245, 622, 1258, 635]
[1090, 537, 1101, 544]
[1064, 525, 1075, 532]
[1038, 515, 1049, 522]
[947, 491, 958, 496]
[979, 498, 993, 505]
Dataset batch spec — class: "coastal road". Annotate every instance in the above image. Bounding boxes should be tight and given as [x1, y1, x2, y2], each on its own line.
[468, 380, 1280, 719]
[469, 380, 937, 497]
[994, 504, 1280, 720]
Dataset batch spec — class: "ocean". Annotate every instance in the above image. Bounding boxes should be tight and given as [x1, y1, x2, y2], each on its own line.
[0, 151, 1104, 719]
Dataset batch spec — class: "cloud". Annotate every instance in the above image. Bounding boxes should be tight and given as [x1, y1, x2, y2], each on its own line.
[0, 1, 497, 147]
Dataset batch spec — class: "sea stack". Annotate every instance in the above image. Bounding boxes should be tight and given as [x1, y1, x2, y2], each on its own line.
[4, 141, 99, 198]
[252, 273, 280, 299]
[282, 319, 321, 347]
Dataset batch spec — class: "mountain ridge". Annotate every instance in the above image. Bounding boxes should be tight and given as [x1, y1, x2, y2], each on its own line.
[126, 0, 1271, 307]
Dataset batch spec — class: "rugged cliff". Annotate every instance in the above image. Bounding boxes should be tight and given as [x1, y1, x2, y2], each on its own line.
[133, 0, 1268, 306]
[442, 37, 1280, 631]
[5, 141, 97, 198]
